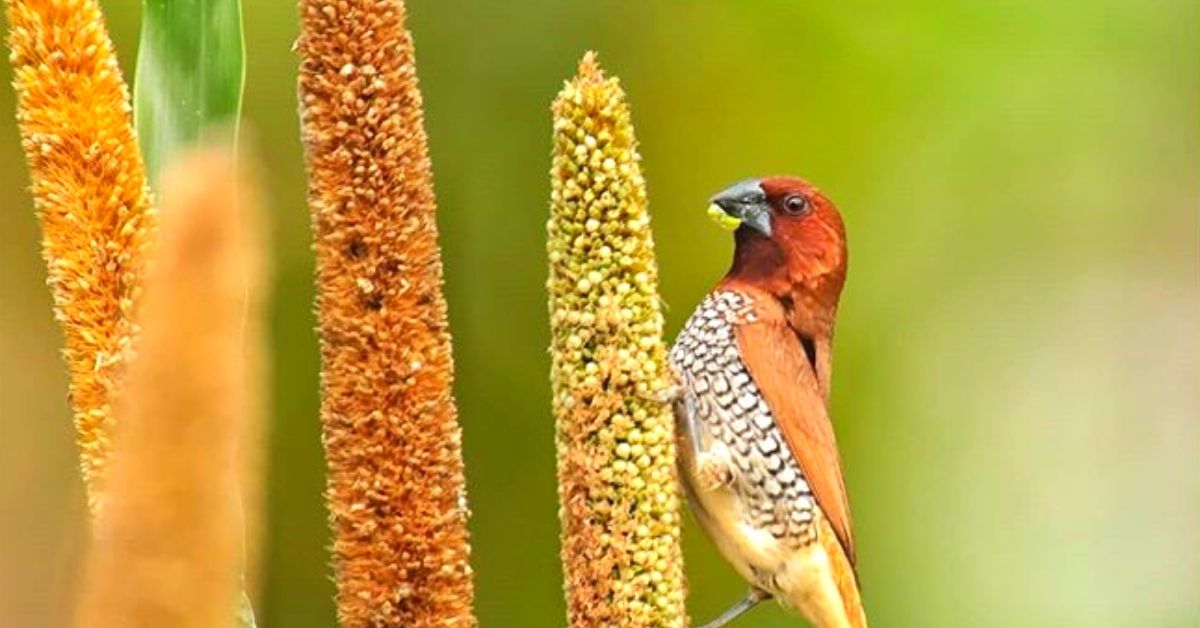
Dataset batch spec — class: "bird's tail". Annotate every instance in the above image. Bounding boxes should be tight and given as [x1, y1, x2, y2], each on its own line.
[819, 517, 868, 628]
[839, 575, 869, 628]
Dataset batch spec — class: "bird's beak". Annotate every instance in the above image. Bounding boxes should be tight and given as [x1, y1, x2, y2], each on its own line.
[708, 179, 772, 237]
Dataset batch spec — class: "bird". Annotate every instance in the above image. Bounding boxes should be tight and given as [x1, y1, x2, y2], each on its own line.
[667, 176, 865, 628]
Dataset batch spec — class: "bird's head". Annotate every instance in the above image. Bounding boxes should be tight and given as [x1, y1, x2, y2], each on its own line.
[710, 175, 847, 312]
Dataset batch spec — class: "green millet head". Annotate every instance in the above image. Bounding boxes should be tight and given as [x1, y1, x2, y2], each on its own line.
[548, 52, 687, 627]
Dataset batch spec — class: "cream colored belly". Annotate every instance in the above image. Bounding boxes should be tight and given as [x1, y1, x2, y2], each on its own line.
[679, 450, 853, 628]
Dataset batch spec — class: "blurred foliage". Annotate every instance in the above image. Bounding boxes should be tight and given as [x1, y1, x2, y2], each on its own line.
[134, 1, 253, 623]
[135, 0, 245, 185]
[1, 1, 1196, 627]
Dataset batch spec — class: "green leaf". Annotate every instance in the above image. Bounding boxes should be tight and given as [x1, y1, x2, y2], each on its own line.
[134, 0, 246, 186]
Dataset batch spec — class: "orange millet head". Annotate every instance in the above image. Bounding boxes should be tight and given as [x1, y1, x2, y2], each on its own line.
[296, 0, 476, 624]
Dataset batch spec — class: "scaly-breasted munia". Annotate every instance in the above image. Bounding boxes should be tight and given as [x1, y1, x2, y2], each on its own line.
[669, 176, 866, 627]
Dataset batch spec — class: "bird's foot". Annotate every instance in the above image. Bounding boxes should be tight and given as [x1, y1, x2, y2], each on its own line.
[643, 368, 684, 405]
[647, 382, 683, 405]
[696, 588, 771, 628]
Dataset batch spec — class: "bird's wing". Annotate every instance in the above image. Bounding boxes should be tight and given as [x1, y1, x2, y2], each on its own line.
[731, 295, 856, 566]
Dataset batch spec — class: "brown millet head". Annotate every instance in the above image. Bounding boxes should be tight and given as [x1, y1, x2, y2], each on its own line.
[6, 0, 158, 515]
[75, 148, 262, 628]
[296, 0, 475, 625]
[548, 52, 688, 627]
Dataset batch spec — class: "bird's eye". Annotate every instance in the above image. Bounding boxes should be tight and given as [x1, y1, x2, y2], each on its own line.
[782, 194, 809, 215]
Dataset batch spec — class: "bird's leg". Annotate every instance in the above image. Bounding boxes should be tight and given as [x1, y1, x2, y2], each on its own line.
[649, 366, 735, 490]
[673, 380, 732, 491]
[697, 588, 771, 628]
[680, 391, 704, 459]
[694, 443, 733, 491]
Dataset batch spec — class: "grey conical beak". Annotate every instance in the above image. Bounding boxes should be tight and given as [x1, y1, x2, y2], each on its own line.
[709, 179, 772, 237]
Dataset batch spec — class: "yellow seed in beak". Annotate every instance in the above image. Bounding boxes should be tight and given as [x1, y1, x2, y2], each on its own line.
[706, 203, 742, 231]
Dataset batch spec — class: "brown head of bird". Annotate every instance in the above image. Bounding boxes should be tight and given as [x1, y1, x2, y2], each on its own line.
[714, 175, 848, 337]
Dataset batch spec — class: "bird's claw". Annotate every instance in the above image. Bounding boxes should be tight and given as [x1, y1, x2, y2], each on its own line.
[644, 383, 682, 405]
[643, 368, 684, 405]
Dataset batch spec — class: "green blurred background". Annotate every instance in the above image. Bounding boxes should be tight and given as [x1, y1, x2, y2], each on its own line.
[1, 1, 1196, 626]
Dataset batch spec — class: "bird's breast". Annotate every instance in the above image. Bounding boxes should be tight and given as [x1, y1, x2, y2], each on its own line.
[669, 290, 819, 588]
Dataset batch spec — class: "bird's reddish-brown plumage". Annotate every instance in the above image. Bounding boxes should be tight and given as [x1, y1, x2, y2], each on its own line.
[718, 176, 857, 566]
[727, 292, 856, 564]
